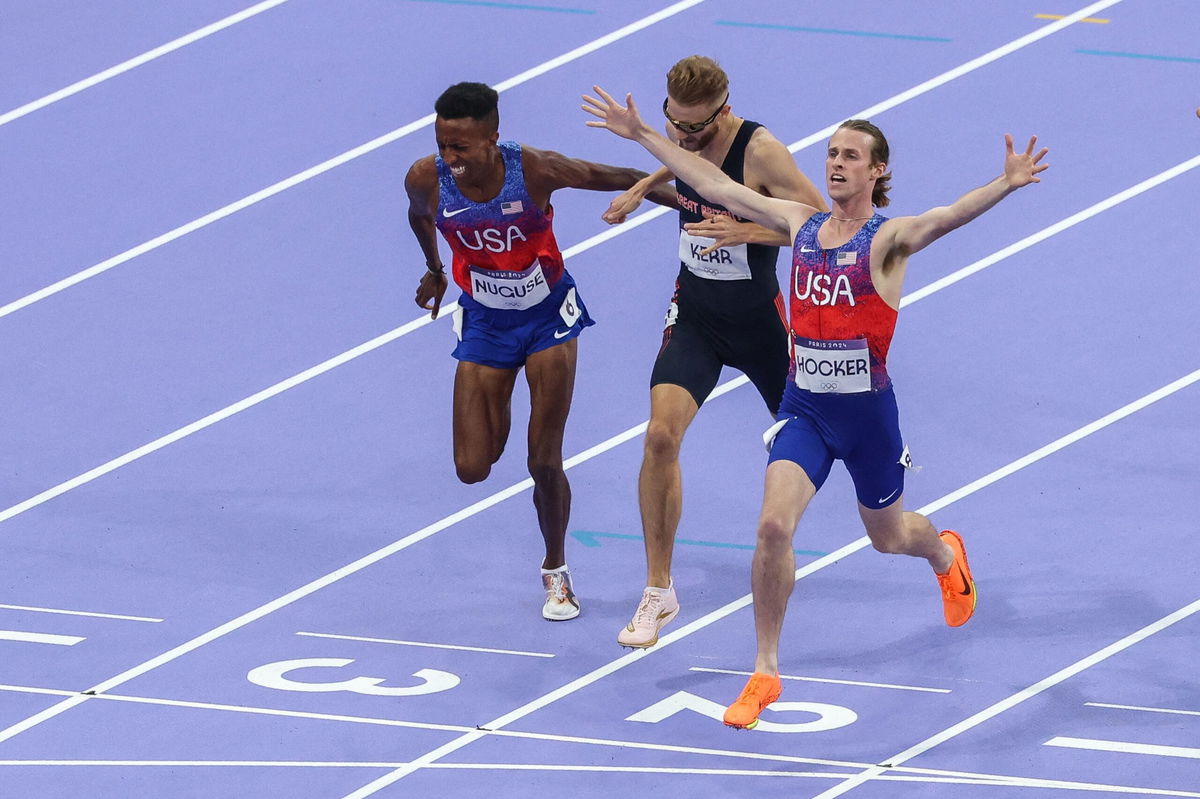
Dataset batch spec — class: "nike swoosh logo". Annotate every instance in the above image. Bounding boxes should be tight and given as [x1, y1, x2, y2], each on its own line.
[442, 207, 470, 218]
[553, 328, 572, 339]
[877, 488, 899, 505]
[958, 564, 972, 596]
[800, 247, 816, 252]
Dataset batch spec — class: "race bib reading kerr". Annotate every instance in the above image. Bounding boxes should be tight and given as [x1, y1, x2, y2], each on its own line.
[678, 230, 751, 281]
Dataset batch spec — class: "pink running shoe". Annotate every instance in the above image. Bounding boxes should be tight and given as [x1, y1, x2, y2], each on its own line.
[617, 583, 679, 647]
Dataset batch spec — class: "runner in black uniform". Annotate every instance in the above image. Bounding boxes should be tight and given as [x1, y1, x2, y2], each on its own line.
[601, 57, 826, 647]
[658, 118, 792, 413]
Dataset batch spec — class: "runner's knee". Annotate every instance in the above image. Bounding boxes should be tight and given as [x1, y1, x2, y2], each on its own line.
[869, 529, 906, 554]
[455, 455, 493, 484]
[527, 456, 565, 486]
[756, 514, 794, 552]
[643, 418, 684, 462]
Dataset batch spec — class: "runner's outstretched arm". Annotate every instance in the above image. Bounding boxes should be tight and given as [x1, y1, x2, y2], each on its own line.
[523, 145, 678, 209]
[884, 134, 1048, 258]
[603, 165, 674, 224]
[583, 87, 813, 236]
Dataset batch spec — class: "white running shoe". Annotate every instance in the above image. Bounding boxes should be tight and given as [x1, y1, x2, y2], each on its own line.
[617, 583, 679, 647]
[541, 566, 580, 621]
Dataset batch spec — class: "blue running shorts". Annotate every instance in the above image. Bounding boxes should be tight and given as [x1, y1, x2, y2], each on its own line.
[766, 382, 914, 509]
[452, 277, 594, 369]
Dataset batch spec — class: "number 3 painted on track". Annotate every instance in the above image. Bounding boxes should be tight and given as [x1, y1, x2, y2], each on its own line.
[247, 658, 460, 696]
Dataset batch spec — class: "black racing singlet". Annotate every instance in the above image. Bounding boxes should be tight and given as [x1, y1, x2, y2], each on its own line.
[673, 120, 782, 319]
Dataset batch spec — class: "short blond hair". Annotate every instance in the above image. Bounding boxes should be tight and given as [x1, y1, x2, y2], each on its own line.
[666, 55, 728, 106]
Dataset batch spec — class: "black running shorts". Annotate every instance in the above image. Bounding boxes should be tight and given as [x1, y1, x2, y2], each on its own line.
[650, 298, 790, 414]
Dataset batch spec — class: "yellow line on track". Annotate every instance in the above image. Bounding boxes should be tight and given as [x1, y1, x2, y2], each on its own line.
[1035, 13, 1109, 22]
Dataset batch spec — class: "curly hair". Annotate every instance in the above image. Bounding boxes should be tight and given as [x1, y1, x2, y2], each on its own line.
[434, 82, 499, 130]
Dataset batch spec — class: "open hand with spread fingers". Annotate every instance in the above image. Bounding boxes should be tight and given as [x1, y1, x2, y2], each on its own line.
[1004, 134, 1050, 189]
[582, 86, 650, 141]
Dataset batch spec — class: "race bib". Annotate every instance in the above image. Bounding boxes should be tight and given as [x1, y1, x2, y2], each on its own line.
[793, 337, 871, 394]
[678, 230, 751, 281]
[559, 286, 581, 327]
[663, 300, 679, 328]
[468, 259, 551, 310]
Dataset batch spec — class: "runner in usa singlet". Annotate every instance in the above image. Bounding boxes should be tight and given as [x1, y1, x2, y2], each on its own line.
[435, 140, 568, 314]
[409, 81, 679, 623]
[787, 211, 896, 394]
[583, 95, 1046, 720]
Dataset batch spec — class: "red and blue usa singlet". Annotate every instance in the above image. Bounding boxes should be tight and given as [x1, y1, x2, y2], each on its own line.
[788, 212, 897, 392]
[435, 141, 567, 313]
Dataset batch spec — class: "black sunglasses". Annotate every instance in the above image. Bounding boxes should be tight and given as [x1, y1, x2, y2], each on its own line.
[662, 94, 728, 134]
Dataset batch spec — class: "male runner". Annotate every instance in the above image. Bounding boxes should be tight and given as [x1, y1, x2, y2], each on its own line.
[600, 57, 826, 648]
[407, 82, 675, 621]
[583, 86, 1047, 726]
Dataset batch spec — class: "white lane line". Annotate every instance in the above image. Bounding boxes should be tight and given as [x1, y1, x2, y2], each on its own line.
[0, 1, 1171, 530]
[1087, 701, 1200, 717]
[400, 766, 1200, 796]
[0, 682, 874, 771]
[0, 0, 294, 128]
[0, 0, 1170, 755]
[0, 760, 410, 768]
[690, 667, 951, 694]
[0, 417, 662, 745]
[5, 139, 1193, 531]
[337, 370, 1200, 798]
[779, 0, 1126, 155]
[13, 755, 1198, 797]
[1046, 736, 1200, 761]
[295, 631, 553, 658]
[0, 758, 1195, 791]
[0, 603, 162, 623]
[610, 0, 1129, 234]
[0, 0, 704, 321]
[0, 0, 1129, 322]
[0, 316, 428, 525]
[0, 158, 1193, 753]
[0, 683, 471, 734]
[904, 152, 1200, 306]
[0, 631, 84, 646]
[1, 683, 1194, 796]
[0, 762, 985, 784]
[417, 764, 1200, 791]
[915, 368, 1200, 518]
[813, 598, 1200, 798]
